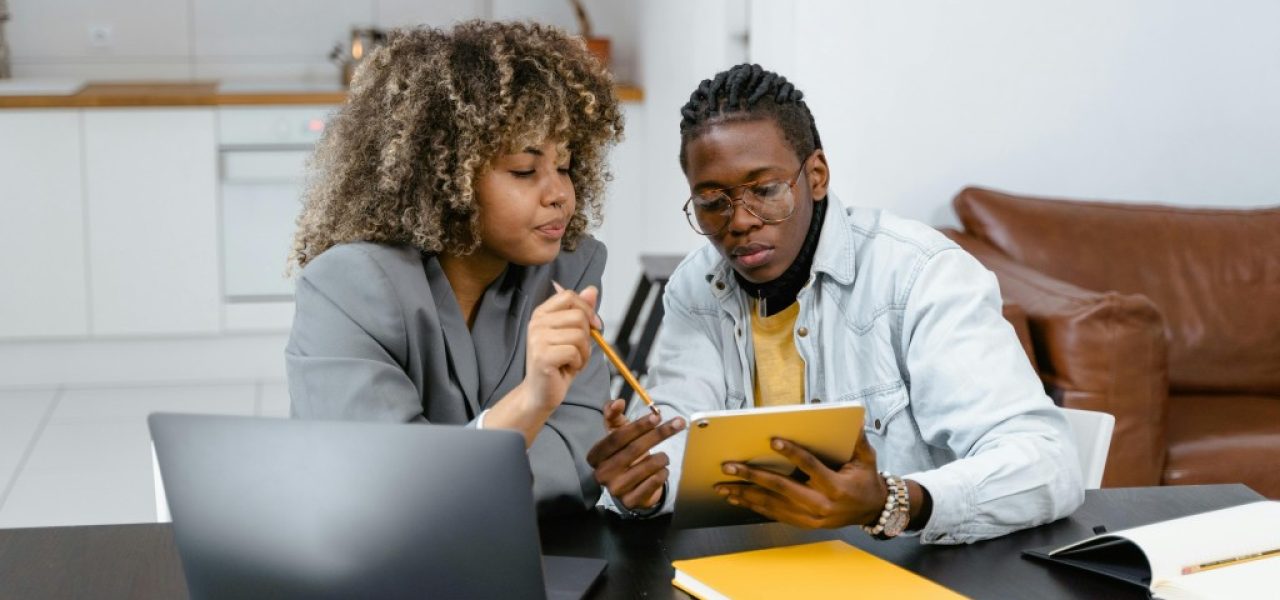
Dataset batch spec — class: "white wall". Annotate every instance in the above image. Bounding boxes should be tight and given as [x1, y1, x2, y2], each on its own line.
[591, 0, 749, 328]
[4, 0, 637, 83]
[750, 0, 1280, 226]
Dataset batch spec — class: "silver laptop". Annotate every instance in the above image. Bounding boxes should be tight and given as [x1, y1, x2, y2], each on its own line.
[148, 413, 605, 600]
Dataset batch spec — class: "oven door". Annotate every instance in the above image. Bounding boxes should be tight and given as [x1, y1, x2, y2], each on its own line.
[220, 149, 309, 329]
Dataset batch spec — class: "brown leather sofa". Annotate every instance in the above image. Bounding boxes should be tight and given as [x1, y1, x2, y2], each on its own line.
[942, 187, 1280, 497]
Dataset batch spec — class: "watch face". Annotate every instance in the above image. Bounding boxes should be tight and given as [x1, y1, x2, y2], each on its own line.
[883, 510, 909, 537]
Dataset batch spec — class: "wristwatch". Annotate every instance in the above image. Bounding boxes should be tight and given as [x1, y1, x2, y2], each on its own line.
[861, 472, 910, 539]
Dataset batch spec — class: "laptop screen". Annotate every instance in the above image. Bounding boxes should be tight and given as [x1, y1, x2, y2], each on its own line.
[150, 414, 578, 599]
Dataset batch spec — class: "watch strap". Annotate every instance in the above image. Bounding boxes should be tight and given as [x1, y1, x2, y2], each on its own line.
[861, 472, 909, 539]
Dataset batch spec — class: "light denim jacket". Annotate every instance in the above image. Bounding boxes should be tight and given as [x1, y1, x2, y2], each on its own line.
[613, 196, 1084, 544]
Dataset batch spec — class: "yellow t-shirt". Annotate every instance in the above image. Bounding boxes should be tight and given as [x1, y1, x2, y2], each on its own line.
[750, 300, 805, 407]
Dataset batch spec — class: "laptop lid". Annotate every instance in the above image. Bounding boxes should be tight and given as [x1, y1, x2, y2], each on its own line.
[149, 413, 601, 600]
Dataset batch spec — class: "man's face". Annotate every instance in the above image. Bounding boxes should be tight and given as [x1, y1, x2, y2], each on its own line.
[683, 119, 829, 283]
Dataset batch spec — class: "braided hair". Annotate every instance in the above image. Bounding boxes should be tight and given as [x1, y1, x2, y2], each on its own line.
[678, 63, 822, 171]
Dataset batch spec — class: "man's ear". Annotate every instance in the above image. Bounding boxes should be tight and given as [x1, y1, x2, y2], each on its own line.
[806, 149, 830, 201]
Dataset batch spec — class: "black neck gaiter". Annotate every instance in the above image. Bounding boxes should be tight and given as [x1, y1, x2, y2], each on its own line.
[733, 197, 828, 317]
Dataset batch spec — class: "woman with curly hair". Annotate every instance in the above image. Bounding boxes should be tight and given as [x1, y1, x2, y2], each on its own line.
[285, 21, 623, 516]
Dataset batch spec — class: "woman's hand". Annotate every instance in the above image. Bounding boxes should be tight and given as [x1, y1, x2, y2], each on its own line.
[486, 284, 601, 446]
[523, 284, 601, 411]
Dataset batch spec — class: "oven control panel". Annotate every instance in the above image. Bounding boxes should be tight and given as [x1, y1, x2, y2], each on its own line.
[218, 106, 336, 147]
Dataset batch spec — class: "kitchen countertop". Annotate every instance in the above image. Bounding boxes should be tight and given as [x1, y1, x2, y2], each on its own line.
[0, 80, 643, 109]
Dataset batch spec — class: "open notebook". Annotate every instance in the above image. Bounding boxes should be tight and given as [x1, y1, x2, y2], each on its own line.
[1024, 501, 1280, 600]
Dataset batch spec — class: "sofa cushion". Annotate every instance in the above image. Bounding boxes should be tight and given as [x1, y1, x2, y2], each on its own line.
[955, 186, 1280, 395]
[1164, 393, 1280, 498]
[944, 229, 1168, 486]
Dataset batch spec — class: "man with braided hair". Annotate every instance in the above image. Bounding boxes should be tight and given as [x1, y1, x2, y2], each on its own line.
[586, 64, 1083, 543]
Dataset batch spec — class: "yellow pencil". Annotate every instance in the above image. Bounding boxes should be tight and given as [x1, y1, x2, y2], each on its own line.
[553, 281, 661, 418]
[1182, 547, 1280, 575]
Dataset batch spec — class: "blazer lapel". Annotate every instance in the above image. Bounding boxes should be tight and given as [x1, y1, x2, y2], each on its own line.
[474, 266, 534, 409]
[423, 257, 481, 418]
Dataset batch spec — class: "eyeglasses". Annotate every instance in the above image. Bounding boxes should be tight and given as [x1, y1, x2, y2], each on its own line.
[682, 159, 808, 236]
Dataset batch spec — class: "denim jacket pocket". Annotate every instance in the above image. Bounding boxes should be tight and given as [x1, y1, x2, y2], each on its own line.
[841, 381, 908, 439]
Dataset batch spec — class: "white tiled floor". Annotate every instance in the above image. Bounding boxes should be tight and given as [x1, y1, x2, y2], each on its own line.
[0, 389, 58, 495]
[0, 380, 289, 529]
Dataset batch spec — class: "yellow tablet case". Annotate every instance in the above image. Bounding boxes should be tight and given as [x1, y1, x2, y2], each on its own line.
[671, 402, 864, 529]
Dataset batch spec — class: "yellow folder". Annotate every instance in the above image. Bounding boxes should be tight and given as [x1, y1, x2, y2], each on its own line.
[671, 540, 968, 600]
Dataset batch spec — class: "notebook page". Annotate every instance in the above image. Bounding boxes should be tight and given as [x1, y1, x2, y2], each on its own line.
[1153, 553, 1280, 600]
[1110, 501, 1280, 583]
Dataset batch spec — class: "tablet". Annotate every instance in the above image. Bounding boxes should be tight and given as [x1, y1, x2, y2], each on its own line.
[671, 402, 865, 529]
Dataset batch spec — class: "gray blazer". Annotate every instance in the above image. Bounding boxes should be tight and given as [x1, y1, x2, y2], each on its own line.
[285, 239, 609, 517]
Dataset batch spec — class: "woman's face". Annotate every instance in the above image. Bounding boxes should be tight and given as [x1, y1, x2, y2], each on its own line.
[472, 141, 576, 267]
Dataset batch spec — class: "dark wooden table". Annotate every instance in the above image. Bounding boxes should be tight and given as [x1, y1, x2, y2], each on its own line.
[0, 484, 1262, 599]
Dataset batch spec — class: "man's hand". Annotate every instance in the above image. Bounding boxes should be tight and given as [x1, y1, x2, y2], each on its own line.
[587, 399, 685, 512]
[713, 434, 890, 529]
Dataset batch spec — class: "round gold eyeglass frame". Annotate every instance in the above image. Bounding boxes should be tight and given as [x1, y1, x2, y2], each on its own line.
[682, 158, 809, 236]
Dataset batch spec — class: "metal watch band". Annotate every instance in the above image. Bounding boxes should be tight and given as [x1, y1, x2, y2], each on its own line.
[861, 472, 909, 538]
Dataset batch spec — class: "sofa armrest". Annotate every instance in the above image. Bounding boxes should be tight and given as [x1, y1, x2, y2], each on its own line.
[1000, 302, 1038, 372]
[942, 229, 1170, 487]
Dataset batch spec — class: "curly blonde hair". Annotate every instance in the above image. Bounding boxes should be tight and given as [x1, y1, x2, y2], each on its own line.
[290, 20, 624, 269]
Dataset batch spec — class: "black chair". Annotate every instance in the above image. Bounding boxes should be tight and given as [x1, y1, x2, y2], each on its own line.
[609, 254, 684, 401]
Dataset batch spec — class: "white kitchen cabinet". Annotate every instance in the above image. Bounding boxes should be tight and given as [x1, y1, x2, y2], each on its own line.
[0, 110, 90, 338]
[83, 109, 221, 336]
